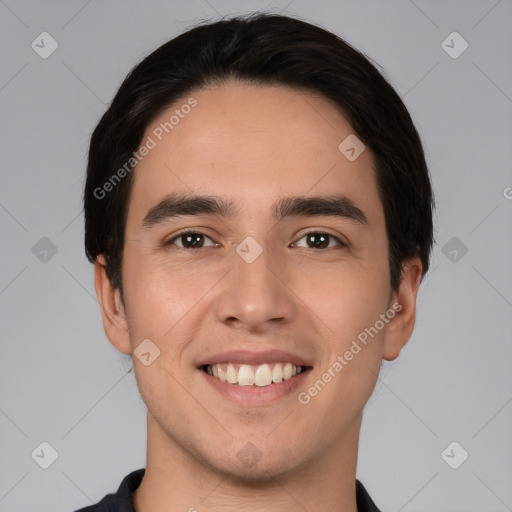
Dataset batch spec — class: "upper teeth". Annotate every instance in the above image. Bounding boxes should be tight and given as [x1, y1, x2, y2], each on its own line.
[205, 362, 304, 387]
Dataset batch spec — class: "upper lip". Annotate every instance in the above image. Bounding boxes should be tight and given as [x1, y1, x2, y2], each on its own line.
[197, 349, 313, 368]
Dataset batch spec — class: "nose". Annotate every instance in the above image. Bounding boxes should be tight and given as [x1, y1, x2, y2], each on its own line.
[214, 237, 297, 332]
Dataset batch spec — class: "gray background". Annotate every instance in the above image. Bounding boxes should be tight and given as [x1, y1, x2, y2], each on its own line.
[0, 0, 511, 511]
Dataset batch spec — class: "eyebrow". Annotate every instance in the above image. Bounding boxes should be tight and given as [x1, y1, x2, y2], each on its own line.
[141, 193, 368, 230]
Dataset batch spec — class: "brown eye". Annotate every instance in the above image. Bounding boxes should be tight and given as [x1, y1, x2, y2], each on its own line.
[293, 232, 346, 249]
[165, 231, 216, 249]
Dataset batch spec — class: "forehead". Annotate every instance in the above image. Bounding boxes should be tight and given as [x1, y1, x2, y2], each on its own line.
[127, 81, 383, 228]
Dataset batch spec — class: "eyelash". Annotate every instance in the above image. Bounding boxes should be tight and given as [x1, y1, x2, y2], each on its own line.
[164, 229, 347, 250]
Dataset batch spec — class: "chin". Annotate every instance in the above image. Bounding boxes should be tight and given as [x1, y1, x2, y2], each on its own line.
[222, 457, 301, 484]
[203, 441, 306, 483]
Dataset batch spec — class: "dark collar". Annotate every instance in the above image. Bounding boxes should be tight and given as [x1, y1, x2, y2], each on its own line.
[73, 468, 382, 512]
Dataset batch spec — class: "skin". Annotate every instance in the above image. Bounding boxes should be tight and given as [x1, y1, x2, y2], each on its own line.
[94, 81, 422, 512]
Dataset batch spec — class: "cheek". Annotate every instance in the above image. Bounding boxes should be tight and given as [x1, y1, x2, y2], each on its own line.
[299, 283, 387, 420]
[293, 261, 389, 411]
[121, 246, 227, 357]
[314, 268, 389, 402]
[292, 257, 390, 344]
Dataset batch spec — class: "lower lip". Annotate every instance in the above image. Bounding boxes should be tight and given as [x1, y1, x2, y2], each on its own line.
[198, 367, 312, 406]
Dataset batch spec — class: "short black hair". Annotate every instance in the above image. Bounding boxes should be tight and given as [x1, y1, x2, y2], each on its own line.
[84, 12, 435, 297]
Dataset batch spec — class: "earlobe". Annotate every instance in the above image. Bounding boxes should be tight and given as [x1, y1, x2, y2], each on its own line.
[94, 255, 132, 355]
[382, 257, 423, 361]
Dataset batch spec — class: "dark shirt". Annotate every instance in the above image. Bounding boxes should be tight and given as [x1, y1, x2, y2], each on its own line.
[72, 468, 382, 512]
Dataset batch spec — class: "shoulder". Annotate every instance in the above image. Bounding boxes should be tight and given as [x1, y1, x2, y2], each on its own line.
[356, 479, 383, 512]
[69, 468, 145, 512]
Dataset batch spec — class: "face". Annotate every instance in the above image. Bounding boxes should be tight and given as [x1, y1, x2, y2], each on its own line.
[96, 81, 420, 480]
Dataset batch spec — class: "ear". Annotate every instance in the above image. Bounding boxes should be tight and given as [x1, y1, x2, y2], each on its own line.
[94, 254, 132, 355]
[382, 256, 423, 361]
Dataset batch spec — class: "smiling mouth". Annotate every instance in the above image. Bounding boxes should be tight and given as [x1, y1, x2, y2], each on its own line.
[201, 362, 312, 387]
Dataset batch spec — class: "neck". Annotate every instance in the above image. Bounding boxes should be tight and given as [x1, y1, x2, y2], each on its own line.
[133, 413, 361, 512]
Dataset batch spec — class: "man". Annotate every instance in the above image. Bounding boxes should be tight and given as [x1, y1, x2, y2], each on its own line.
[75, 11, 434, 512]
